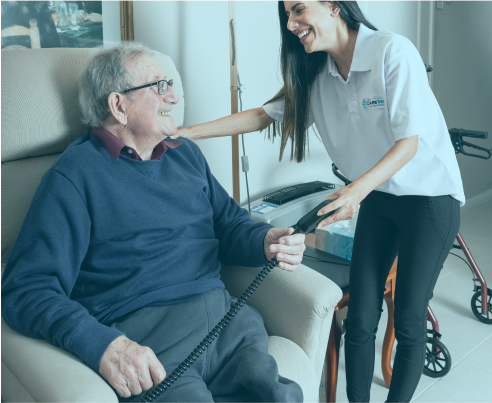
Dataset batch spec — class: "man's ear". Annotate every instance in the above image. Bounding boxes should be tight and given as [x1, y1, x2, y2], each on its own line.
[107, 92, 128, 126]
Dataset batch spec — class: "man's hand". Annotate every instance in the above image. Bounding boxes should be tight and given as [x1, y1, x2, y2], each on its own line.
[264, 227, 305, 271]
[99, 335, 166, 398]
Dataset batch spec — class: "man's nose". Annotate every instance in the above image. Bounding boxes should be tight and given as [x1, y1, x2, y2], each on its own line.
[164, 86, 179, 105]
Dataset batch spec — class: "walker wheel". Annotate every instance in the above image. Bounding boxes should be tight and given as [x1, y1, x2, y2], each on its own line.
[423, 337, 451, 378]
[471, 288, 492, 324]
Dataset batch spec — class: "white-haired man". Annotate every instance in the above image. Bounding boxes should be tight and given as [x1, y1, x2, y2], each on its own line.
[2, 43, 305, 402]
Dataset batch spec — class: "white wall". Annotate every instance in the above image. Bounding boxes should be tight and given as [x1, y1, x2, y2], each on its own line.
[133, 1, 426, 206]
[432, 1, 492, 201]
[360, 1, 419, 46]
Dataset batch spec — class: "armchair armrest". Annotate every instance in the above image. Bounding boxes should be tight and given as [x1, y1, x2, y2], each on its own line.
[220, 263, 342, 381]
[1, 316, 118, 402]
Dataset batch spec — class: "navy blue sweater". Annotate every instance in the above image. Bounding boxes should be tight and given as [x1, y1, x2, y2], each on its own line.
[2, 134, 272, 372]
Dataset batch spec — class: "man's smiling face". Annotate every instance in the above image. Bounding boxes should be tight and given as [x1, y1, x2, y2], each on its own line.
[123, 54, 179, 140]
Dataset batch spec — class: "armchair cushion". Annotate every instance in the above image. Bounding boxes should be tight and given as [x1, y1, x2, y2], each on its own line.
[221, 263, 343, 400]
[1, 316, 117, 402]
[268, 336, 318, 403]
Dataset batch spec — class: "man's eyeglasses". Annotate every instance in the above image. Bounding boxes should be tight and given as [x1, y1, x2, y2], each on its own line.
[122, 79, 173, 96]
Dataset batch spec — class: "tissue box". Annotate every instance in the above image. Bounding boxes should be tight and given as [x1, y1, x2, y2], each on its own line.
[315, 227, 354, 261]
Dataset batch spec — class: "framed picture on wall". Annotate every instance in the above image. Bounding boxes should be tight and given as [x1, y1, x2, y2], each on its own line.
[1, 1, 130, 50]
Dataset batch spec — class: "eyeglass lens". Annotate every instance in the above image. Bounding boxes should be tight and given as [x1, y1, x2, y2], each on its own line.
[158, 80, 173, 95]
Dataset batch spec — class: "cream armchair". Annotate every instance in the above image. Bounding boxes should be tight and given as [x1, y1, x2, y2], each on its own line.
[1, 48, 342, 403]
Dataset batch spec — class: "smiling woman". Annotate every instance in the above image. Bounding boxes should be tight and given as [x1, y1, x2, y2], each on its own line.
[267, 1, 377, 162]
[173, 2, 465, 402]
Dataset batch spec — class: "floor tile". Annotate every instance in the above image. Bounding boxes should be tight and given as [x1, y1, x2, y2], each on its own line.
[412, 362, 492, 402]
[459, 201, 492, 240]
[481, 269, 492, 286]
[474, 249, 492, 275]
[461, 335, 492, 374]
[461, 201, 492, 220]
[441, 251, 470, 279]
[452, 233, 492, 260]
[459, 215, 492, 240]
[335, 387, 349, 402]
[444, 249, 492, 288]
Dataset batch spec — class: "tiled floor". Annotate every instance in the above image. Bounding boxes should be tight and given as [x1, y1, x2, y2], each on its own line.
[324, 199, 492, 403]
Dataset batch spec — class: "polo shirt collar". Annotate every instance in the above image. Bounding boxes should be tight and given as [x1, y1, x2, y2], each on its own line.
[327, 23, 375, 77]
[350, 23, 374, 71]
[91, 127, 182, 161]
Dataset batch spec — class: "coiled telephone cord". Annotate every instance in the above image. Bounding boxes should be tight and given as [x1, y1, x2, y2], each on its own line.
[140, 254, 284, 402]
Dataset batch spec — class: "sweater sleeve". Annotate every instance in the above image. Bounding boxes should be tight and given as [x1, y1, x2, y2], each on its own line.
[194, 151, 273, 267]
[1, 169, 124, 372]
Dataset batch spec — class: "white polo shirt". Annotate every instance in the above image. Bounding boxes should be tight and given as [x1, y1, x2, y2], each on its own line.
[263, 24, 465, 205]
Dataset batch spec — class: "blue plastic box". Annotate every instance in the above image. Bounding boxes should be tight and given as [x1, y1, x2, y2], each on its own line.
[315, 228, 354, 261]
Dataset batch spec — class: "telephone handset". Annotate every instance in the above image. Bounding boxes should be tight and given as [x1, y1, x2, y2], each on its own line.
[140, 199, 335, 402]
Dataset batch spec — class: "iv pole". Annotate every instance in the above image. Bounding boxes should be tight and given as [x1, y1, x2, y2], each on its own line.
[229, 1, 240, 204]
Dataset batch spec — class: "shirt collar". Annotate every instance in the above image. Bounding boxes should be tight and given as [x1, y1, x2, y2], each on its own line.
[350, 23, 374, 72]
[327, 23, 375, 77]
[91, 127, 182, 161]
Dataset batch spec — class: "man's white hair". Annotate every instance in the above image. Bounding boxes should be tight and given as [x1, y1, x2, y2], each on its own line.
[78, 41, 154, 127]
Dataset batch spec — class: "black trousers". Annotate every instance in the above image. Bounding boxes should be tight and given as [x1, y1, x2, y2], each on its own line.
[344, 191, 460, 403]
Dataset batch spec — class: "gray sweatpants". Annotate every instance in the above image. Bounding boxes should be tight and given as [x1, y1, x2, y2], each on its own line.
[112, 288, 303, 402]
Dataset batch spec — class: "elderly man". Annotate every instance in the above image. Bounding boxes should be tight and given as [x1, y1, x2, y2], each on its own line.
[1, 43, 305, 402]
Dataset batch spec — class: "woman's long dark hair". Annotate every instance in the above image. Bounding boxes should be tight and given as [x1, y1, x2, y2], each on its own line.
[265, 1, 377, 162]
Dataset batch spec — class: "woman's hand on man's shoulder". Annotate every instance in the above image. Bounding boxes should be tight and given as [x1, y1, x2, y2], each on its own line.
[169, 127, 195, 141]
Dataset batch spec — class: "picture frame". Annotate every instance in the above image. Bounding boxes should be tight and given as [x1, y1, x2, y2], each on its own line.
[1, 1, 134, 50]
[120, 1, 134, 41]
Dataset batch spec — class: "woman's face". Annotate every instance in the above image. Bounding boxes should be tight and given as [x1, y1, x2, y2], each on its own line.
[284, 1, 338, 53]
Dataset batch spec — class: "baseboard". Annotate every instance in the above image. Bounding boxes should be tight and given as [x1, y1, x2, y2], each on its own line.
[460, 188, 492, 213]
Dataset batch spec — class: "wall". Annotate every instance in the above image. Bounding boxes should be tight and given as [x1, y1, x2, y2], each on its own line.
[133, 1, 427, 206]
[359, 1, 419, 46]
[432, 1, 492, 202]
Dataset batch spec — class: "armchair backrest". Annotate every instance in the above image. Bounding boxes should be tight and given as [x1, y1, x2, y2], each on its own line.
[1, 47, 185, 262]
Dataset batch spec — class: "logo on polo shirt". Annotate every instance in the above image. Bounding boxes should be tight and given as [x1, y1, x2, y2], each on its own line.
[362, 98, 385, 110]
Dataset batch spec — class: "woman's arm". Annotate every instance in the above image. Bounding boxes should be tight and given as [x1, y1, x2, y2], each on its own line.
[171, 107, 275, 141]
[316, 135, 419, 226]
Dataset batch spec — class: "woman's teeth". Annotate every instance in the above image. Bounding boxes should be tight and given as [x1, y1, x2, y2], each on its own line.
[298, 30, 310, 39]
[159, 111, 170, 116]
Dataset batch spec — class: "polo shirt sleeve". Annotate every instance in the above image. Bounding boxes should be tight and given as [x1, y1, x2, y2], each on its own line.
[263, 98, 285, 121]
[263, 98, 315, 127]
[385, 37, 440, 141]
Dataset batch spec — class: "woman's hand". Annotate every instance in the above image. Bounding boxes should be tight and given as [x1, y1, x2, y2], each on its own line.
[316, 136, 419, 228]
[316, 182, 369, 228]
[168, 127, 194, 140]
[167, 107, 274, 141]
